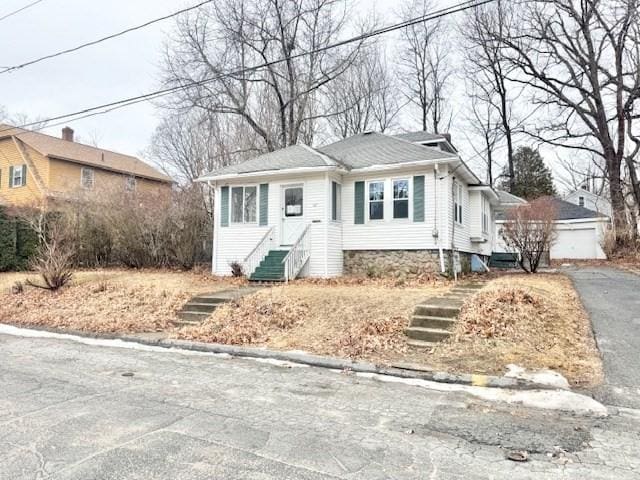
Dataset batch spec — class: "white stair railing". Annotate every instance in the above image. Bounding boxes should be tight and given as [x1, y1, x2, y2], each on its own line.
[283, 224, 312, 282]
[243, 227, 274, 277]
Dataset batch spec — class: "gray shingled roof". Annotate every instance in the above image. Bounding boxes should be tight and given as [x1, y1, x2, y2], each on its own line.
[392, 131, 446, 143]
[496, 197, 607, 220]
[496, 190, 527, 205]
[201, 145, 342, 177]
[318, 132, 455, 169]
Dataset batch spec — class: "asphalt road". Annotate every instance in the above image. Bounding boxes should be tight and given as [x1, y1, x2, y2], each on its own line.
[566, 266, 640, 409]
[1, 333, 639, 479]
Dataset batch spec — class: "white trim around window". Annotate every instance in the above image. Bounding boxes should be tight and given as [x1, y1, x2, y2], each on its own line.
[11, 164, 26, 188]
[392, 177, 410, 220]
[367, 179, 385, 221]
[453, 180, 464, 225]
[81, 167, 95, 190]
[230, 184, 258, 225]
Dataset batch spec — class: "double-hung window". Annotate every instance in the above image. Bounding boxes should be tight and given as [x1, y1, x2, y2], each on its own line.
[331, 181, 342, 221]
[368, 181, 384, 220]
[81, 167, 94, 189]
[231, 186, 257, 224]
[481, 195, 489, 233]
[393, 179, 409, 219]
[125, 176, 136, 192]
[578, 196, 585, 207]
[453, 181, 463, 224]
[11, 165, 26, 188]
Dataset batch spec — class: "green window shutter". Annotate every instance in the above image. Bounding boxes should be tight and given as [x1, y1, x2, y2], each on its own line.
[413, 175, 425, 222]
[259, 183, 269, 226]
[8, 166, 14, 188]
[22, 165, 27, 187]
[220, 186, 229, 227]
[354, 181, 365, 224]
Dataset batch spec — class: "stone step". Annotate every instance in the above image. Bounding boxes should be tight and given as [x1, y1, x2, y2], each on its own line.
[171, 318, 202, 328]
[406, 339, 438, 349]
[410, 315, 456, 330]
[177, 310, 211, 322]
[181, 302, 219, 313]
[190, 296, 229, 305]
[425, 297, 465, 307]
[405, 327, 451, 343]
[414, 304, 460, 318]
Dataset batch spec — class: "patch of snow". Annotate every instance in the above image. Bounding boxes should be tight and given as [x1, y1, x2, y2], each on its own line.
[357, 372, 608, 417]
[504, 364, 570, 390]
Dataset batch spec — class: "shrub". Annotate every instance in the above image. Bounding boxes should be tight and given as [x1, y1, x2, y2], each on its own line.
[229, 261, 244, 277]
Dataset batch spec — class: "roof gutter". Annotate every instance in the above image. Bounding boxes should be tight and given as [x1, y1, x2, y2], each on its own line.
[196, 165, 349, 182]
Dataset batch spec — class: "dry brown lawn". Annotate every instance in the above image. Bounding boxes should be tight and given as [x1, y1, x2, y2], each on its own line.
[178, 273, 602, 387]
[425, 274, 603, 387]
[0, 268, 602, 387]
[0, 269, 243, 334]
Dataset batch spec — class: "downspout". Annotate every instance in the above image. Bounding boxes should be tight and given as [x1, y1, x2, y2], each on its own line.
[451, 176, 457, 282]
[434, 165, 445, 274]
[211, 181, 218, 275]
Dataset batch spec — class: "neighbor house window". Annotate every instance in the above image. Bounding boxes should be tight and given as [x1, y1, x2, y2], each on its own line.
[368, 181, 384, 220]
[231, 186, 257, 224]
[125, 176, 136, 192]
[579, 196, 585, 207]
[81, 167, 94, 189]
[10, 165, 26, 188]
[393, 179, 409, 219]
[453, 181, 463, 224]
[331, 181, 341, 221]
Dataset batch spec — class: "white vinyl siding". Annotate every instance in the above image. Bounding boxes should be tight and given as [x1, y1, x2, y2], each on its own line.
[214, 174, 342, 278]
[342, 168, 440, 251]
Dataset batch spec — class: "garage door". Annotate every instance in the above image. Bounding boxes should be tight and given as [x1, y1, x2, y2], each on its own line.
[550, 228, 597, 259]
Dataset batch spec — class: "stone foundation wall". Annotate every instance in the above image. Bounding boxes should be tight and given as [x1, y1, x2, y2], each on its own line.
[343, 249, 474, 278]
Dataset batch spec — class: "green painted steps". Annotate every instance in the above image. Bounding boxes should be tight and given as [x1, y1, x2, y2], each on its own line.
[249, 249, 289, 282]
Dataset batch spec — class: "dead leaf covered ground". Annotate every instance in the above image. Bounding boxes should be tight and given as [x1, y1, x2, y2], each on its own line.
[0, 269, 242, 333]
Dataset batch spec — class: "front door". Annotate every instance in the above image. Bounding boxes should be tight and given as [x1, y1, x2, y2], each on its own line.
[281, 185, 304, 245]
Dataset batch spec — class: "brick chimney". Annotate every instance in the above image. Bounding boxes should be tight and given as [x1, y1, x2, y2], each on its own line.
[62, 126, 74, 142]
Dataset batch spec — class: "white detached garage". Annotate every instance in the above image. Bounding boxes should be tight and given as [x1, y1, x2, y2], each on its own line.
[494, 195, 609, 261]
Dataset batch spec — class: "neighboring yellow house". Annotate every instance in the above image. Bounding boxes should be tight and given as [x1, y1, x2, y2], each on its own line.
[0, 124, 172, 207]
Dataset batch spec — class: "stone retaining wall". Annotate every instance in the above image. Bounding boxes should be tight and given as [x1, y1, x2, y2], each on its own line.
[343, 249, 474, 278]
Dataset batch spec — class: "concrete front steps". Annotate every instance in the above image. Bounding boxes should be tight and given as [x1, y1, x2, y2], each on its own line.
[405, 282, 485, 348]
[173, 287, 263, 328]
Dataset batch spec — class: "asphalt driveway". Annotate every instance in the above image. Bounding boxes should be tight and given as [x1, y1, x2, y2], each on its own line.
[565, 266, 640, 409]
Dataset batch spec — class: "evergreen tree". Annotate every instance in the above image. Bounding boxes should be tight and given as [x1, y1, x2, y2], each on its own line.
[499, 146, 556, 200]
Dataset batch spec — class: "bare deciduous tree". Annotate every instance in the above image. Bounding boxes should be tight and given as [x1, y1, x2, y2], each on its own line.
[461, 0, 518, 190]
[490, 0, 640, 241]
[163, 0, 362, 152]
[397, 0, 452, 133]
[501, 196, 558, 273]
[327, 44, 401, 138]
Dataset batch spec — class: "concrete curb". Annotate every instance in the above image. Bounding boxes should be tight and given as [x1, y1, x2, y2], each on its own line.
[1, 323, 560, 391]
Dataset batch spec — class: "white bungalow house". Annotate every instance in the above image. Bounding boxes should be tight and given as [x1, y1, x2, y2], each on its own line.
[199, 131, 499, 281]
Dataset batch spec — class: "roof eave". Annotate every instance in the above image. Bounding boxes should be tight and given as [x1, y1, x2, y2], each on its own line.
[47, 154, 173, 183]
[197, 165, 348, 182]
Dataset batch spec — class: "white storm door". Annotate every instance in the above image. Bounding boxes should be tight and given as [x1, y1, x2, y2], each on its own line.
[281, 185, 305, 245]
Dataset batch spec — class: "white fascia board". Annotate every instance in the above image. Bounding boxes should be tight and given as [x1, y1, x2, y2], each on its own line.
[468, 185, 500, 204]
[343, 156, 458, 175]
[196, 165, 347, 182]
[496, 217, 609, 225]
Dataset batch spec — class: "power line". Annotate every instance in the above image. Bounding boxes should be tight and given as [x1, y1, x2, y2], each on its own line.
[0, 0, 216, 74]
[1, 0, 496, 136]
[0, 0, 45, 23]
